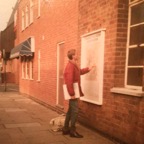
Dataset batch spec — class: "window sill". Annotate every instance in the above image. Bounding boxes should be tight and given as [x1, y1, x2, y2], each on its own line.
[29, 22, 33, 26]
[80, 97, 102, 105]
[37, 15, 40, 19]
[22, 78, 33, 81]
[110, 87, 144, 97]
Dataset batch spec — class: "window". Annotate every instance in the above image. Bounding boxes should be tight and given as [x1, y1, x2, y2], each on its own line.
[26, 60, 30, 79]
[14, 10, 17, 27]
[14, 10, 17, 38]
[126, 0, 144, 89]
[22, 10, 25, 30]
[38, 0, 41, 17]
[37, 50, 41, 81]
[29, 60, 34, 79]
[30, 0, 34, 24]
[21, 59, 33, 80]
[25, 6, 29, 27]
[22, 61, 25, 79]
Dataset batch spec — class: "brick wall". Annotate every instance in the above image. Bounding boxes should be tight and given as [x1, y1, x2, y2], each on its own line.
[78, 0, 144, 144]
[0, 22, 19, 84]
[1, 23, 15, 53]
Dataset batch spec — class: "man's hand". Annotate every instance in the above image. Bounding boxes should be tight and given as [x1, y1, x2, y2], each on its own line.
[89, 65, 96, 71]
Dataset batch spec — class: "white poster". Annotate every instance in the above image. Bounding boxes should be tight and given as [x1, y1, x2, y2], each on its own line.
[80, 29, 105, 105]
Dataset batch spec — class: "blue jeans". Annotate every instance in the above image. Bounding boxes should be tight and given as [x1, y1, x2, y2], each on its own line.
[64, 99, 79, 131]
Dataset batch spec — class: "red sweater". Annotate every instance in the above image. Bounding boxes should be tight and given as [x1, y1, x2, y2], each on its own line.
[64, 61, 90, 96]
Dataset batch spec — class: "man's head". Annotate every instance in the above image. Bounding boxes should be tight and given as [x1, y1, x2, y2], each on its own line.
[67, 49, 76, 60]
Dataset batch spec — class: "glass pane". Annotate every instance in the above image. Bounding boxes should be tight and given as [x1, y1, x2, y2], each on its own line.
[127, 68, 143, 86]
[128, 46, 144, 66]
[131, 2, 144, 25]
[130, 24, 144, 45]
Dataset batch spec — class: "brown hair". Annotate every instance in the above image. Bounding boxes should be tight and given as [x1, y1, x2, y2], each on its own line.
[67, 49, 76, 60]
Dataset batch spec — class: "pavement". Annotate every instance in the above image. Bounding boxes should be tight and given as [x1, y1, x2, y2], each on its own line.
[0, 83, 118, 144]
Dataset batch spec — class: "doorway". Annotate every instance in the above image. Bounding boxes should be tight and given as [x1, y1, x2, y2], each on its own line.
[57, 42, 65, 107]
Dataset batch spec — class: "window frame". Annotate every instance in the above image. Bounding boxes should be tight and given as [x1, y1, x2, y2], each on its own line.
[21, 59, 33, 80]
[25, 5, 29, 27]
[29, 60, 34, 80]
[14, 10, 17, 27]
[22, 10, 25, 31]
[38, 0, 41, 18]
[37, 50, 41, 81]
[125, 0, 144, 90]
[22, 61, 25, 79]
[26, 60, 29, 79]
[30, 0, 34, 24]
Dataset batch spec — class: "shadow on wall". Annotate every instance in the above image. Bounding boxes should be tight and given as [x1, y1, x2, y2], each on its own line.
[1, 72, 15, 83]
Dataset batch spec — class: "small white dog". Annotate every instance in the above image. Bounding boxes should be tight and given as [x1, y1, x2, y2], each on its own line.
[49, 114, 65, 132]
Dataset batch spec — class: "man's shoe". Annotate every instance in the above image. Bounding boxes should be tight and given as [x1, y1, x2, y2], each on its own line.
[70, 131, 83, 138]
[62, 128, 70, 135]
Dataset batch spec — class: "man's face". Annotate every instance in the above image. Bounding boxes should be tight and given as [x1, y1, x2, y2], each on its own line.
[73, 52, 78, 61]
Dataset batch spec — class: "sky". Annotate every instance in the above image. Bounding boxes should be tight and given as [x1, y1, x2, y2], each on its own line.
[0, 0, 17, 31]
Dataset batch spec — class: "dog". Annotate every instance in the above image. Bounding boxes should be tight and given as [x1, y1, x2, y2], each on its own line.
[49, 114, 65, 132]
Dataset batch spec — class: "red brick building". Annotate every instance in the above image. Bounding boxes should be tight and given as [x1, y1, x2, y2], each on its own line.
[78, 0, 144, 144]
[12, 0, 79, 108]
[0, 2, 18, 84]
[9, 0, 144, 144]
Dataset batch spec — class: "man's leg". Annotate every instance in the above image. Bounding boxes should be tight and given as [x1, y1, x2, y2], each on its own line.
[70, 99, 78, 132]
[62, 101, 71, 134]
[69, 99, 83, 138]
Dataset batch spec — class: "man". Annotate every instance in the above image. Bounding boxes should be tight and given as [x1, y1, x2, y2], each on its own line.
[62, 49, 95, 138]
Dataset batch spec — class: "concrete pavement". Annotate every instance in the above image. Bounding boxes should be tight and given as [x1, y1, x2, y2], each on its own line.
[0, 84, 118, 144]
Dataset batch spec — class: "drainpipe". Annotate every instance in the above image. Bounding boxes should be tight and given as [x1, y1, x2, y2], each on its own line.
[2, 49, 6, 91]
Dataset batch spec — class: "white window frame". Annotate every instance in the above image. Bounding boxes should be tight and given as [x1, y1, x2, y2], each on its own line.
[22, 61, 25, 79]
[29, 61, 33, 80]
[38, 0, 41, 17]
[25, 6, 29, 27]
[30, 0, 34, 24]
[14, 10, 17, 27]
[22, 60, 33, 80]
[125, 0, 144, 90]
[37, 50, 41, 81]
[22, 10, 25, 30]
[25, 61, 29, 79]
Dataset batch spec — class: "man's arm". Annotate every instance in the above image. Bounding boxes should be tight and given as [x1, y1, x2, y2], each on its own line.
[80, 67, 90, 75]
[80, 65, 96, 75]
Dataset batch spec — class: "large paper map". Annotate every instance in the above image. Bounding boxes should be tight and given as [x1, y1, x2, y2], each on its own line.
[81, 30, 105, 105]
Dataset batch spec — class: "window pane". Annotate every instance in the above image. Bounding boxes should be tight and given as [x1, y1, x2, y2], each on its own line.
[23, 62, 25, 78]
[127, 68, 143, 86]
[130, 25, 144, 45]
[128, 46, 144, 66]
[131, 2, 144, 25]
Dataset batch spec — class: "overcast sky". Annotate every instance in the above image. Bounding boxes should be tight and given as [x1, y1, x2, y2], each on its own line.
[0, 0, 17, 31]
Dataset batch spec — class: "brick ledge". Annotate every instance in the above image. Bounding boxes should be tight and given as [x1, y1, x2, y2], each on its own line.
[110, 87, 144, 97]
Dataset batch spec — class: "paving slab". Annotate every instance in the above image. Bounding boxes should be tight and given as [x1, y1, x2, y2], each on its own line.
[5, 122, 41, 128]
[5, 108, 27, 112]
[49, 142, 66, 144]
[0, 84, 118, 144]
